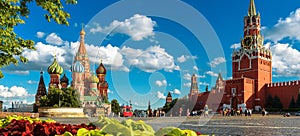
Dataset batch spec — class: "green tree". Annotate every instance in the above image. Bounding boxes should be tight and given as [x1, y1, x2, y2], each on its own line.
[273, 95, 283, 109]
[296, 92, 300, 108]
[265, 95, 273, 108]
[0, 0, 77, 78]
[40, 87, 80, 108]
[111, 99, 120, 114]
[289, 96, 296, 108]
[162, 98, 178, 115]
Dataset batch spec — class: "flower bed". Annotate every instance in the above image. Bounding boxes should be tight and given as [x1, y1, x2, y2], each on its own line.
[0, 115, 208, 136]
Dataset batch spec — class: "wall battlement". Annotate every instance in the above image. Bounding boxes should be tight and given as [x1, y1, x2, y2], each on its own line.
[266, 80, 300, 87]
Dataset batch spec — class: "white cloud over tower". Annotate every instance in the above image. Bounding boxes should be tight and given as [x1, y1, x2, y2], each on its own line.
[90, 14, 156, 41]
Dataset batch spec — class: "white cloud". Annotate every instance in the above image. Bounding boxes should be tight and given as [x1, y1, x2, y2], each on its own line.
[208, 57, 226, 67]
[46, 33, 63, 45]
[90, 14, 156, 41]
[271, 43, 300, 77]
[205, 71, 218, 77]
[27, 80, 38, 84]
[177, 55, 186, 63]
[193, 66, 199, 71]
[198, 74, 206, 78]
[36, 32, 45, 38]
[0, 85, 33, 98]
[7, 70, 30, 75]
[176, 55, 197, 63]
[171, 89, 181, 95]
[263, 8, 300, 42]
[183, 73, 192, 80]
[5, 40, 178, 74]
[183, 73, 205, 80]
[230, 43, 241, 49]
[157, 91, 166, 99]
[121, 45, 179, 72]
[7, 42, 72, 72]
[183, 82, 191, 87]
[107, 89, 113, 94]
[199, 82, 209, 86]
[155, 80, 167, 87]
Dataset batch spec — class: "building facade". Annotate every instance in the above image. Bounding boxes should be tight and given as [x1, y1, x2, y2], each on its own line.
[35, 28, 110, 115]
[190, 0, 300, 111]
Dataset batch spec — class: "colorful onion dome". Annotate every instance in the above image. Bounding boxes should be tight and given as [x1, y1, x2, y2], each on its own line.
[96, 62, 106, 74]
[47, 57, 63, 75]
[71, 60, 84, 73]
[89, 74, 99, 83]
[60, 74, 69, 83]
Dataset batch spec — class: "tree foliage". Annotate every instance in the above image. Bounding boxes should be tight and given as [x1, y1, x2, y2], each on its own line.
[40, 87, 80, 108]
[265, 95, 273, 108]
[111, 99, 120, 114]
[289, 96, 296, 108]
[0, 0, 77, 78]
[272, 95, 283, 109]
[296, 92, 300, 108]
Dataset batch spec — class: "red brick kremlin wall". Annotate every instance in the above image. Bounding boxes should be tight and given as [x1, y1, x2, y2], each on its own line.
[266, 81, 300, 108]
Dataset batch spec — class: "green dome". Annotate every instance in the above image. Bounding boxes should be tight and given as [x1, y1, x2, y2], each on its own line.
[47, 57, 63, 75]
[89, 74, 99, 83]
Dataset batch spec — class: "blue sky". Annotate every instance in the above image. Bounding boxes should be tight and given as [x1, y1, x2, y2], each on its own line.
[2, 0, 300, 109]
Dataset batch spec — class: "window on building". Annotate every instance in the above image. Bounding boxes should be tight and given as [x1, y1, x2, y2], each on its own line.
[231, 88, 236, 96]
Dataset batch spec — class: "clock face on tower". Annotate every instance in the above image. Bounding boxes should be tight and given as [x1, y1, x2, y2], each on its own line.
[242, 36, 253, 49]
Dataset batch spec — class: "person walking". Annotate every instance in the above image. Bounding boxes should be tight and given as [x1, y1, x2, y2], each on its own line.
[204, 105, 209, 118]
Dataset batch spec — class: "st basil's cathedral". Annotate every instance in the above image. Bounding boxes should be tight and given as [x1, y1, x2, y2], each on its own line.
[35, 28, 110, 115]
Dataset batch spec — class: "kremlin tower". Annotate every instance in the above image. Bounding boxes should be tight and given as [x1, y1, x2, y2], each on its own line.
[166, 92, 172, 103]
[191, 0, 299, 111]
[35, 70, 46, 106]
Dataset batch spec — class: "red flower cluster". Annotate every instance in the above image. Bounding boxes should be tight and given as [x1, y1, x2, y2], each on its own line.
[0, 119, 97, 136]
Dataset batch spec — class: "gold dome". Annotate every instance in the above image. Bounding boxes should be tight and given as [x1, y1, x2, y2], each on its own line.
[96, 62, 106, 75]
[89, 74, 99, 83]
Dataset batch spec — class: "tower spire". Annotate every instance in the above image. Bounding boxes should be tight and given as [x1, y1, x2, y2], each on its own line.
[35, 69, 46, 106]
[78, 23, 87, 54]
[248, 0, 257, 16]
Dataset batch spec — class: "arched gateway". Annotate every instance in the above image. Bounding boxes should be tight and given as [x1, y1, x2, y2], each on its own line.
[231, 97, 238, 111]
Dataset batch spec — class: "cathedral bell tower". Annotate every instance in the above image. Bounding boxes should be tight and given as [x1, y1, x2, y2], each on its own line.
[96, 60, 108, 99]
[35, 70, 47, 106]
[232, 0, 272, 108]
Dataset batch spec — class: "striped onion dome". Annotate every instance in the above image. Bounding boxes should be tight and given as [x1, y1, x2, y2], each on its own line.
[96, 62, 106, 74]
[71, 60, 84, 73]
[47, 57, 63, 75]
[89, 74, 99, 83]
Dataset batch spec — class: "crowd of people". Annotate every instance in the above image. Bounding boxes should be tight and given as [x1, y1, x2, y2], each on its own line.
[220, 107, 253, 116]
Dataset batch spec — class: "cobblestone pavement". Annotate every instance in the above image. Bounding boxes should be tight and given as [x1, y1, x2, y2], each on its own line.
[44, 114, 300, 136]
